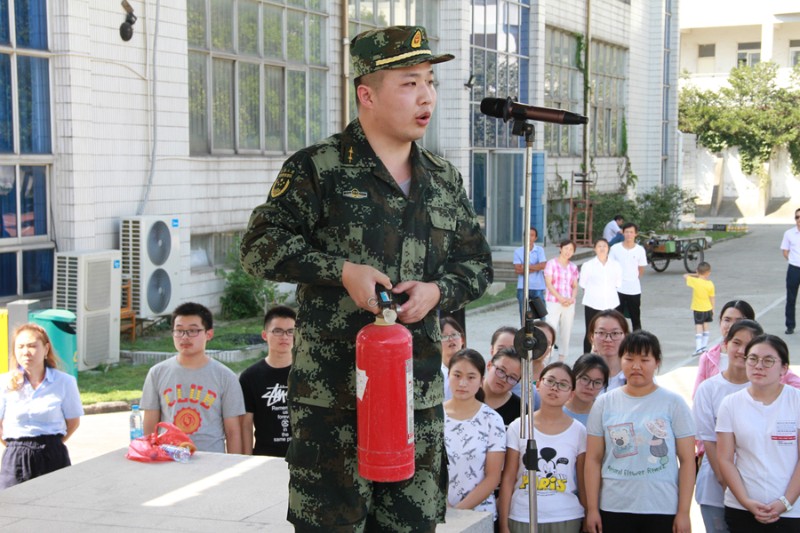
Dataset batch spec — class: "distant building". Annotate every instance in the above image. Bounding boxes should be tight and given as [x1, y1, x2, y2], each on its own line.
[0, 1, 677, 310]
[679, 0, 800, 217]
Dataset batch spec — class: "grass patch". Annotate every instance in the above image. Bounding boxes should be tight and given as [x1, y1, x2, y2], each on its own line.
[466, 284, 516, 310]
[120, 316, 265, 352]
[78, 356, 263, 406]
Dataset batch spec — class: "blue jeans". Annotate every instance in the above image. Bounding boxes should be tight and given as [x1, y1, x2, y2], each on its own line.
[701, 504, 729, 533]
[517, 288, 545, 322]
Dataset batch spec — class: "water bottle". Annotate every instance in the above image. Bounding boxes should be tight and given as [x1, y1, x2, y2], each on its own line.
[129, 404, 143, 441]
[160, 444, 192, 463]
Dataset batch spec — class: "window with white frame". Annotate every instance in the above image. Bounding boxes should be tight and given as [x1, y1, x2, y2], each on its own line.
[790, 40, 800, 68]
[544, 27, 583, 156]
[470, 0, 530, 148]
[590, 41, 626, 157]
[188, 0, 328, 155]
[737, 42, 760, 67]
[0, 0, 54, 299]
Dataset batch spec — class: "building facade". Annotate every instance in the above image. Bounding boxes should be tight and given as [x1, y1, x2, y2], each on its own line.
[0, 0, 678, 311]
[679, 0, 800, 215]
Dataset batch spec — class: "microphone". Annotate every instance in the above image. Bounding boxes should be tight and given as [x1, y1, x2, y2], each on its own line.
[480, 97, 588, 125]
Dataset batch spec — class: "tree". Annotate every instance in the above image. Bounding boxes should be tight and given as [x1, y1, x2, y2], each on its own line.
[679, 62, 800, 176]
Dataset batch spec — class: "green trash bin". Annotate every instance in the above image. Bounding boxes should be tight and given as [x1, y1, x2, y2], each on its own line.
[29, 309, 78, 379]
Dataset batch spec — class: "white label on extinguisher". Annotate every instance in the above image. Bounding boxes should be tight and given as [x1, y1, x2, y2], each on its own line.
[406, 358, 414, 444]
[356, 367, 368, 401]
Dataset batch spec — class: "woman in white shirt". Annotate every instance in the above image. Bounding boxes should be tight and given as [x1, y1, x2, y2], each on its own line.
[717, 334, 800, 531]
[579, 238, 623, 353]
[693, 319, 763, 532]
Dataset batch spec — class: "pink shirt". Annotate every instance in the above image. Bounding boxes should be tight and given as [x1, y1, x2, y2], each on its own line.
[544, 258, 579, 303]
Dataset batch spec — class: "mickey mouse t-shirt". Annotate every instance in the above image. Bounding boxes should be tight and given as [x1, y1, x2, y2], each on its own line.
[506, 417, 587, 523]
[586, 386, 695, 514]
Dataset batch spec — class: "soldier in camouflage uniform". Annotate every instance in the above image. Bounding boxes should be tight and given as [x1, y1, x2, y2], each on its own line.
[240, 25, 493, 532]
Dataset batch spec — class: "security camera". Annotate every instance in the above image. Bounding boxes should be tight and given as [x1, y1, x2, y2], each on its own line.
[120, 0, 137, 42]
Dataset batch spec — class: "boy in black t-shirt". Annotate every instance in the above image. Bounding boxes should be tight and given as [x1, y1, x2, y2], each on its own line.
[239, 305, 296, 456]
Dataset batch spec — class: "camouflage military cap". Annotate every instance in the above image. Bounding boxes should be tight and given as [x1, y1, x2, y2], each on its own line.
[351, 26, 454, 78]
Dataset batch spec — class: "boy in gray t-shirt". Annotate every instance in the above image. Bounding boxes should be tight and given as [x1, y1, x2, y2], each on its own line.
[140, 302, 245, 453]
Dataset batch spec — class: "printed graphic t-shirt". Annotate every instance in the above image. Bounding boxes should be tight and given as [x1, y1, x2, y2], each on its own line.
[586, 386, 695, 515]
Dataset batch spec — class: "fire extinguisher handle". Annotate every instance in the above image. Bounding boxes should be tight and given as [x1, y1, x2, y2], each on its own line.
[375, 285, 394, 310]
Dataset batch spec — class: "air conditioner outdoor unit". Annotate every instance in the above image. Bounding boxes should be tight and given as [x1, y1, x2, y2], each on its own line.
[121, 216, 182, 318]
[54, 250, 122, 371]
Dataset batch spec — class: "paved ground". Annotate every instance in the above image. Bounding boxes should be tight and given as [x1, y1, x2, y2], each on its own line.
[63, 221, 797, 531]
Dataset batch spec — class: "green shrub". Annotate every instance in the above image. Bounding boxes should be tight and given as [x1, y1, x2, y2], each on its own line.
[591, 185, 697, 237]
[590, 191, 637, 240]
[636, 185, 697, 232]
[217, 238, 286, 320]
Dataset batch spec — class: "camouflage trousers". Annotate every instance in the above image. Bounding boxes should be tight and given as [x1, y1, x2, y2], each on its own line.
[286, 403, 447, 532]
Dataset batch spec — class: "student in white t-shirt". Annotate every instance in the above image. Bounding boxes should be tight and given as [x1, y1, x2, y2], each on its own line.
[717, 334, 800, 531]
[498, 362, 587, 533]
[584, 330, 695, 533]
[693, 319, 763, 533]
[444, 349, 506, 519]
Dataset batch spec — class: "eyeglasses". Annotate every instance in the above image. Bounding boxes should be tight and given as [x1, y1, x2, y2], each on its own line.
[442, 333, 462, 342]
[269, 328, 295, 337]
[745, 355, 779, 368]
[494, 366, 520, 386]
[541, 376, 572, 392]
[172, 329, 205, 338]
[593, 330, 625, 340]
[577, 375, 605, 389]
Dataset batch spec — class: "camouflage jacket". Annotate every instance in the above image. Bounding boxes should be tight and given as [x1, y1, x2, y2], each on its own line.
[241, 119, 493, 410]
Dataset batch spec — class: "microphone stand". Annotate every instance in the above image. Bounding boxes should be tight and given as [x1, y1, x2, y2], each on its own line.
[513, 116, 541, 533]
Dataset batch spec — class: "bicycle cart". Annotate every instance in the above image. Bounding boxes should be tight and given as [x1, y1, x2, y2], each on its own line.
[638, 233, 710, 273]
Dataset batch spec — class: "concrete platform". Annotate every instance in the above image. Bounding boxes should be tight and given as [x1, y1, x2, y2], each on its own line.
[0, 447, 491, 532]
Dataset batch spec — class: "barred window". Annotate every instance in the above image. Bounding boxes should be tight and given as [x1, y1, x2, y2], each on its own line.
[544, 27, 583, 156]
[590, 41, 626, 157]
[188, 0, 328, 155]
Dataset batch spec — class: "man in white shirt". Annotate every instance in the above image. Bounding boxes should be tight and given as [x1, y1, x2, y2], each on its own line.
[609, 223, 647, 331]
[780, 208, 800, 334]
[603, 215, 624, 246]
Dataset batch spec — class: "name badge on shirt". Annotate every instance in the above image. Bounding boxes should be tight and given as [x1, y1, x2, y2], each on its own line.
[772, 420, 797, 446]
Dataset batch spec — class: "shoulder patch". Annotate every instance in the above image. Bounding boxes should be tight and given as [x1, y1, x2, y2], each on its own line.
[270, 171, 293, 198]
[422, 150, 446, 168]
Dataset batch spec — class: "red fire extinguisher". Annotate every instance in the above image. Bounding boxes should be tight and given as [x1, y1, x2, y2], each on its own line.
[355, 289, 415, 482]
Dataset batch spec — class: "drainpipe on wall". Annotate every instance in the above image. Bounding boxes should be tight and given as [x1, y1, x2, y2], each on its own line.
[582, 0, 592, 178]
[341, 3, 350, 130]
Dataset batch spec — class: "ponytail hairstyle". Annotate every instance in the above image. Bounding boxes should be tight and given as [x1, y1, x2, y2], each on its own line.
[448, 348, 487, 402]
[8, 323, 59, 392]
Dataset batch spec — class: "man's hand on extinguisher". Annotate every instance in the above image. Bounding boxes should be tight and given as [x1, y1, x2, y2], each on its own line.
[342, 261, 392, 314]
[393, 281, 440, 324]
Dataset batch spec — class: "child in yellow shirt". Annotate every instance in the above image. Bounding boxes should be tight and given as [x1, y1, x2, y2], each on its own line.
[684, 262, 715, 355]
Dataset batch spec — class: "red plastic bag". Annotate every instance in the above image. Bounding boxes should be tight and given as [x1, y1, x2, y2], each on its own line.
[126, 422, 197, 462]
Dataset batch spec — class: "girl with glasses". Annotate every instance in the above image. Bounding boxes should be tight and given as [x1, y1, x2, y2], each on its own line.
[694, 300, 800, 396]
[564, 354, 609, 426]
[584, 331, 695, 533]
[716, 334, 800, 531]
[483, 348, 523, 427]
[440, 317, 466, 401]
[587, 309, 629, 391]
[444, 349, 506, 522]
[498, 362, 587, 533]
[693, 319, 763, 532]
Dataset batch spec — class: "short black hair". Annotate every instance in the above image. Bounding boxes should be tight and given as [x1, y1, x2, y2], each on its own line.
[614, 214, 624, 222]
[172, 302, 213, 331]
[264, 305, 296, 330]
[619, 330, 661, 362]
[572, 353, 610, 388]
[621, 222, 638, 232]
